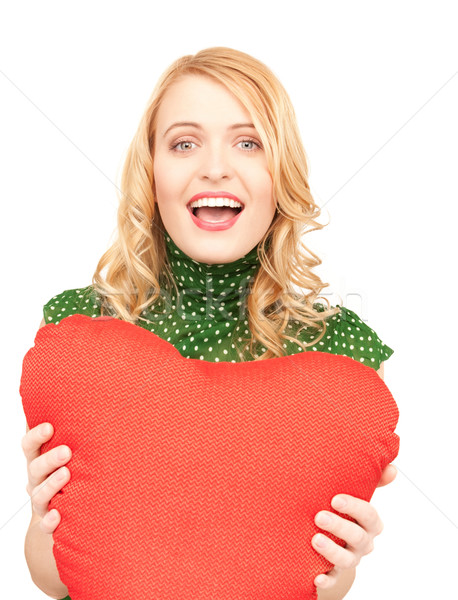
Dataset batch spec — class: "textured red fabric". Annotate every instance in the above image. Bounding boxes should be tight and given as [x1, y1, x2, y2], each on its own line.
[20, 314, 399, 600]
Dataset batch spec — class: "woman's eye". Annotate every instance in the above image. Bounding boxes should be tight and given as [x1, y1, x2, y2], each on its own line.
[169, 138, 262, 153]
[170, 140, 196, 152]
[238, 139, 262, 151]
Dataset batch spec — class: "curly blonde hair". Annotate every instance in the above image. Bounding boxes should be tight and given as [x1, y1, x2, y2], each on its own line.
[92, 46, 341, 360]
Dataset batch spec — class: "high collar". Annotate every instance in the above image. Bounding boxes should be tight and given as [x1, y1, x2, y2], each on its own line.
[163, 233, 262, 323]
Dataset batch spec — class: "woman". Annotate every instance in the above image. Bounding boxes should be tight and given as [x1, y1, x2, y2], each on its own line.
[22, 46, 396, 600]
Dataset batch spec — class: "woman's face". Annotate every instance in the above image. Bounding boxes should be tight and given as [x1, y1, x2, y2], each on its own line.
[153, 74, 276, 264]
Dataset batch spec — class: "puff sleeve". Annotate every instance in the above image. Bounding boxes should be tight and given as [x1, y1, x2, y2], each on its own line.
[43, 285, 102, 325]
[329, 304, 394, 371]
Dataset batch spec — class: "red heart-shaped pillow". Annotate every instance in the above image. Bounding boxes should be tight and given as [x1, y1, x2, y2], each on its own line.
[20, 314, 399, 600]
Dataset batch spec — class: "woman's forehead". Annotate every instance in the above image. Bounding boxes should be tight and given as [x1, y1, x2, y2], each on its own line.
[156, 75, 255, 130]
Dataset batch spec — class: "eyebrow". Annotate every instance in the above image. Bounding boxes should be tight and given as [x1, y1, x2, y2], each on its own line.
[163, 122, 256, 138]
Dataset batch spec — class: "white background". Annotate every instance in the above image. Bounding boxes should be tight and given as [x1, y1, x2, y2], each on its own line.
[1, 1, 457, 598]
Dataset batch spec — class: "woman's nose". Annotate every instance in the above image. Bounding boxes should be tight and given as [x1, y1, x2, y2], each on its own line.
[198, 146, 234, 181]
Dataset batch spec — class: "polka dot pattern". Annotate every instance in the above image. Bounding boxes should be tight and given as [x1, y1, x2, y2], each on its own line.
[42, 235, 393, 371]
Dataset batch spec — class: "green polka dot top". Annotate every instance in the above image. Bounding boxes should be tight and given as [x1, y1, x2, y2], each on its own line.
[43, 233, 394, 372]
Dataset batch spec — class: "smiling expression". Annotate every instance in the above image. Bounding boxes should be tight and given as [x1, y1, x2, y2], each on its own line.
[152, 74, 276, 264]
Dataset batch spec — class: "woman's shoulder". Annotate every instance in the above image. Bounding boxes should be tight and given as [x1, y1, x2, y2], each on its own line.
[299, 302, 394, 371]
[43, 285, 103, 325]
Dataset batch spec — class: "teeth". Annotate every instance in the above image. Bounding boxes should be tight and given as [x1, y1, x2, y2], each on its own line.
[189, 197, 243, 209]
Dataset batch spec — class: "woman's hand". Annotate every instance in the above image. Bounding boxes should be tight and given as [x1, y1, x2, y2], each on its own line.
[22, 422, 72, 534]
[312, 464, 397, 592]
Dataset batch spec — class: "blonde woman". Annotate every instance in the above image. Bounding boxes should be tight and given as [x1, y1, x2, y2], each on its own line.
[22, 47, 396, 600]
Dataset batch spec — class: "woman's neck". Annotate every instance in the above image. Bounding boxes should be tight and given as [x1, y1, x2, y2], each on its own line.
[163, 232, 261, 323]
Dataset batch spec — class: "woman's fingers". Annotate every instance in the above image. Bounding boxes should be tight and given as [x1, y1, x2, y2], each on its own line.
[22, 423, 72, 497]
[314, 507, 375, 551]
[28, 444, 72, 489]
[22, 421, 72, 523]
[39, 509, 62, 535]
[312, 529, 358, 569]
[22, 422, 71, 535]
[376, 463, 398, 488]
[312, 494, 384, 572]
[21, 423, 54, 465]
[314, 566, 344, 590]
[329, 495, 383, 537]
[30, 467, 71, 519]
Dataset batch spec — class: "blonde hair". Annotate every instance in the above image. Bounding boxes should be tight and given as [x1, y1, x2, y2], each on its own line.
[92, 46, 341, 360]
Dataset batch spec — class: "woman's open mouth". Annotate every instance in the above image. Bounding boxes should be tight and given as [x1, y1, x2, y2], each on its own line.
[187, 198, 244, 231]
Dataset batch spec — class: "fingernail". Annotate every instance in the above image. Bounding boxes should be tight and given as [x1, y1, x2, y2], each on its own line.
[316, 512, 331, 526]
[58, 447, 70, 460]
[333, 496, 346, 509]
[41, 424, 52, 436]
[48, 510, 58, 521]
[315, 534, 328, 548]
[56, 468, 67, 480]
